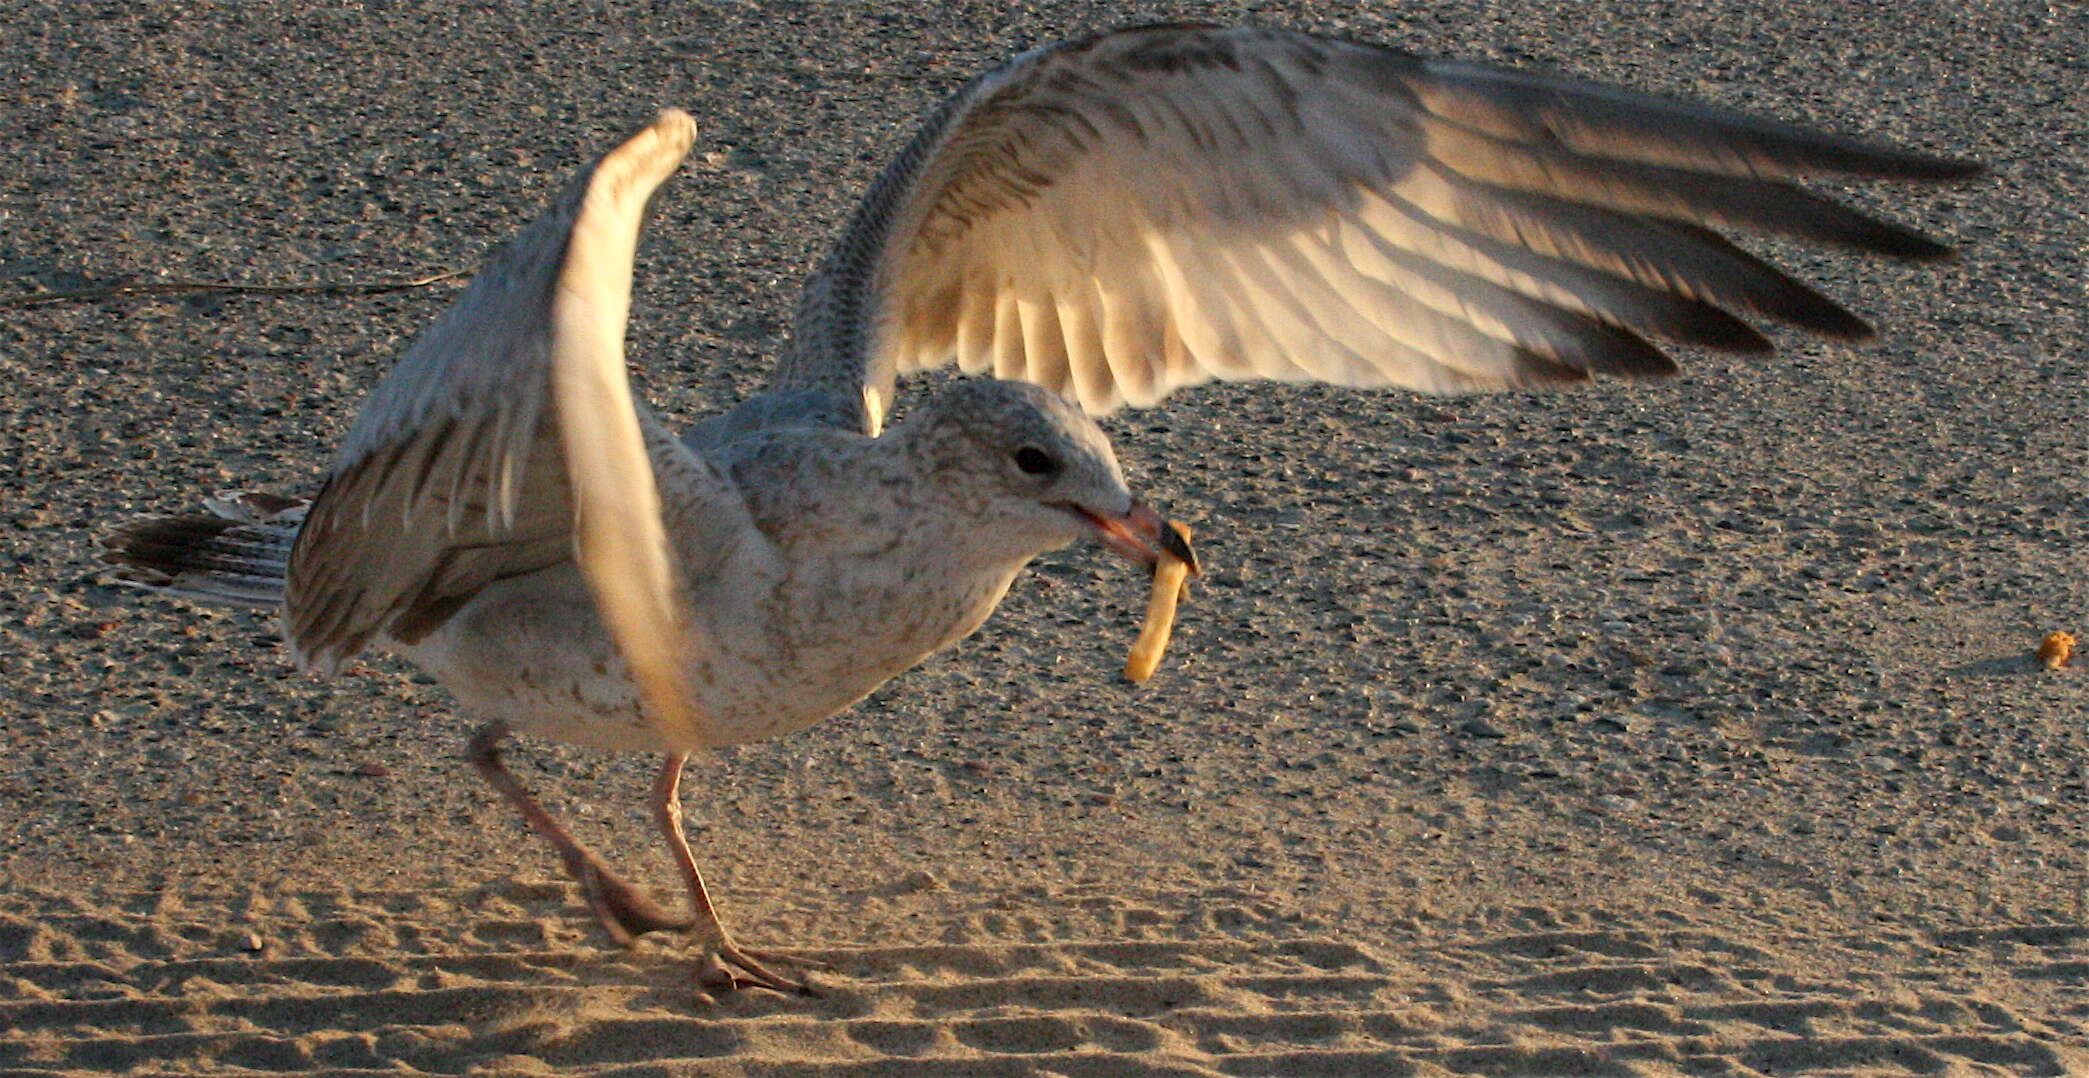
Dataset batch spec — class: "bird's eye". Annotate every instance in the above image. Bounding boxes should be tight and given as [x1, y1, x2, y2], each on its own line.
[1012, 446, 1059, 476]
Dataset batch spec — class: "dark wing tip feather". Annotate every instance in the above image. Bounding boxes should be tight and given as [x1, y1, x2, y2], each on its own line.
[1552, 314, 1684, 378]
[1874, 228, 1960, 261]
[1821, 205, 1960, 259]
[1761, 283, 1877, 340]
[1757, 194, 1962, 260]
[1607, 338, 1683, 379]
[1859, 152, 1984, 183]
[1817, 311, 1878, 342]
[1572, 331, 1682, 381]
[1504, 344, 1591, 386]
[1667, 306, 1777, 354]
[1410, 53, 1987, 183]
[1592, 347, 1682, 380]
[1745, 138, 1985, 184]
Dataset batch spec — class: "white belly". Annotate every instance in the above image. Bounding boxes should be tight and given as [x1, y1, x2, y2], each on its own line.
[396, 559, 1019, 754]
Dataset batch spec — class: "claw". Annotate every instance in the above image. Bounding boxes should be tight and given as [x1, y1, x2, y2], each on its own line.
[576, 860, 694, 946]
[694, 938, 821, 997]
[735, 946, 831, 973]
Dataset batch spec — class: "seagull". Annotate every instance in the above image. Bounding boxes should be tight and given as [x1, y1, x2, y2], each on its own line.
[103, 24, 1977, 995]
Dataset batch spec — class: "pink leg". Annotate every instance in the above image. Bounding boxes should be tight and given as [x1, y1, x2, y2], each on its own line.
[651, 753, 819, 995]
[467, 721, 691, 945]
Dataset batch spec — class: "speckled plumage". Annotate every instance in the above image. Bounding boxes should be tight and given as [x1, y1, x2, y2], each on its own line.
[400, 380, 1125, 754]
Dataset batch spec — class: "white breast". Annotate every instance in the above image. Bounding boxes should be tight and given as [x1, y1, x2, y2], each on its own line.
[394, 540, 1023, 754]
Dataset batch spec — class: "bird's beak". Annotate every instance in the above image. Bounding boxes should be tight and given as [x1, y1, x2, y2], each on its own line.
[1073, 501, 1200, 574]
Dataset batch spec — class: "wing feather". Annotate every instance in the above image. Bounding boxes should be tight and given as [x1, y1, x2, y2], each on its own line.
[1014, 290, 1073, 400]
[286, 111, 732, 751]
[990, 288, 1025, 380]
[1094, 276, 1163, 406]
[782, 24, 1975, 416]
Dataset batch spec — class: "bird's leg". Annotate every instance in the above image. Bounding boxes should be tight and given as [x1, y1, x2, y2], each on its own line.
[651, 753, 820, 996]
[466, 721, 692, 945]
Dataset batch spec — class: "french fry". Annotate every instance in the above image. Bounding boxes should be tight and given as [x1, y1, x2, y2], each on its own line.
[1125, 523, 1193, 683]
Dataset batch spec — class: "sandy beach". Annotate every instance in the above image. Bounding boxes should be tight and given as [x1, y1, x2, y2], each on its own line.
[5, 1, 2086, 1073]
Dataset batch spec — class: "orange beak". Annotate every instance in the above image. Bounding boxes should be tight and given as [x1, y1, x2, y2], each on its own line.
[1070, 501, 1200, 574]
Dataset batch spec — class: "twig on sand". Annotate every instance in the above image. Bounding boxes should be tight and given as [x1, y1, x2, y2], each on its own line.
[0, 269, 469, 310]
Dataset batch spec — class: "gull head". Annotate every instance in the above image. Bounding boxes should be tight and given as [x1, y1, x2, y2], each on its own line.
[897, 379, 1192, 572]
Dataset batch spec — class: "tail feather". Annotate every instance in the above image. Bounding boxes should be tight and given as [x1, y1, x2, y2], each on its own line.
[102, 491, 306, 609]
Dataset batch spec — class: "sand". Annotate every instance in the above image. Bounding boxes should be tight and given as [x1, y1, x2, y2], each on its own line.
[4, 1, 2086, 1074]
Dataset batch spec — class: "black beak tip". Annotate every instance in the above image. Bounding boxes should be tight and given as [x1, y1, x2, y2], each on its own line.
[1161, 520, 1200, 575]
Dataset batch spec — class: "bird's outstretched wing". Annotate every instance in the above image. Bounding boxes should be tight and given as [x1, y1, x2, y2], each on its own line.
[786, 24, 1979, 419]
[287, 110, 728, 750]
